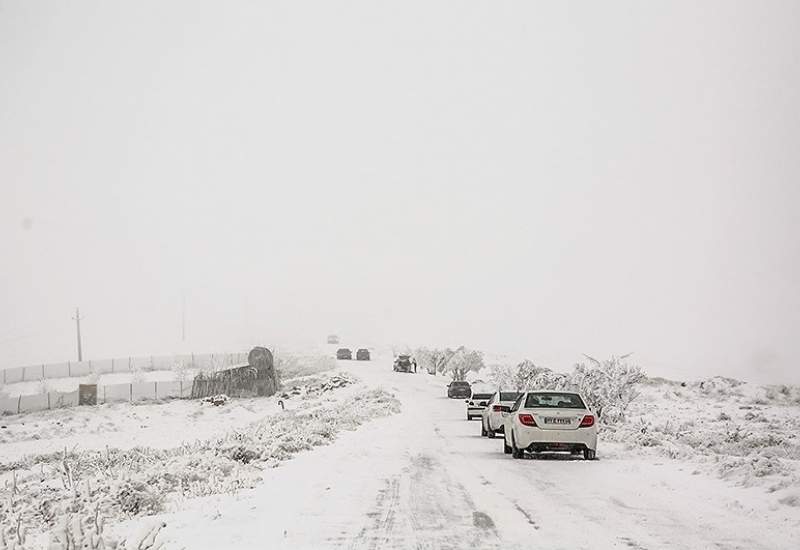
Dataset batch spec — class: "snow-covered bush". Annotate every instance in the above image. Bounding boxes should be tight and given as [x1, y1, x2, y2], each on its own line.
[0, 375, 400, 541]
[445, 348, 484, 381]
[487, 355, 645, 424]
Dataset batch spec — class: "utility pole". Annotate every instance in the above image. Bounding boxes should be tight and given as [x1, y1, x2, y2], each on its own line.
[72, 308, 83, 362]
[181, 292, 186, 342]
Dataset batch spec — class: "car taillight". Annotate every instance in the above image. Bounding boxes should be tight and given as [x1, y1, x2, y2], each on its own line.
[579, 414, 595, 427]
[492, 405, 504, 412]
[518, 413, 537, 427]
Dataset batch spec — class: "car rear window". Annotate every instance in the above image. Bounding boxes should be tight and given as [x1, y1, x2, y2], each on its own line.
[524, 393, 585, 409]
[472, 393, 493, 400]
[451, 382, 470, 387]
[500, 392, 521, 401]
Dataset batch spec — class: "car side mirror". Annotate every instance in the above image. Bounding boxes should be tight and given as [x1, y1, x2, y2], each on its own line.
[464, 399, 469, 403]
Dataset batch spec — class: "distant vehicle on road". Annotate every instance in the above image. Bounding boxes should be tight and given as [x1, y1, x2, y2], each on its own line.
[393, 355, 414, 373]
[480, 391, 522, 437]
[327, 334, 340, 344]
[356, 348, 371, 361]
[447, 380, 471, 399]
[466, 391, 494, 420]
[503, 391, 598, 460]
[336, 348, 352, 360]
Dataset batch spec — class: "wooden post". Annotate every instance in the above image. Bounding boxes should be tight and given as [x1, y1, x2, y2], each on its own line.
[129, 384, 133, 402]
[42, 364, 45, 379]
[17, 395, 22, 414]
[111, 358, 115, 373]
[154, 381, 158, 400]
[47, 393, 51, 410]
[68, 361, 71, 377]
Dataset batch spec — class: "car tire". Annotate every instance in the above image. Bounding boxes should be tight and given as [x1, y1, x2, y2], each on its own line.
[486, 421, 496, 438]
[503, 438, 512, 454]
[583, 449, 596, 461]
[512, 433, 524, 460]
[480, 421, 487, 436]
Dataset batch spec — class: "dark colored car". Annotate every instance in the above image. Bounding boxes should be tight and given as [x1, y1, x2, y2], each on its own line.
[447, 380, 472, 399]
[356, 348, 371, 361]
[393, 355, 414, 373]
[336, 348, 352, 360]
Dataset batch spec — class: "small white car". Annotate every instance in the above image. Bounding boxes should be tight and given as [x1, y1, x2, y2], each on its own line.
[480, 391, 522, 438]
[465, 391, 494, 420]
[502, 391, 598, 460]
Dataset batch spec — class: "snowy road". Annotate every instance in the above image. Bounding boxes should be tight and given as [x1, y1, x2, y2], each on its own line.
[158, 356, 799, 550]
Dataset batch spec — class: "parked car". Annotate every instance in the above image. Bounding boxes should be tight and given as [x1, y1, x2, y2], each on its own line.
[480, 391, 522, 437]
[447, 380, 471, 399]
[356, 348, 371, 361]
[503, 391, 598, 460]
[466, 391, 494, 420]
[327, 334, 340, 344]
[393, 355, 414, 372]
[336, 348, 352, 360]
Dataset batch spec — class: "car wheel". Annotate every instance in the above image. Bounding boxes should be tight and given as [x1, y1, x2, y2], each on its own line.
[503, 436, 512, 454]
[480, 421, 487, 437]
[583, 449, 596, 460]
[512, 433, 524, 459]
[486, 421, 496, 438]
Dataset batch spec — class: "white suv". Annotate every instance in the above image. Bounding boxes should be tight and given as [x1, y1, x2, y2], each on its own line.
[480, 391, 522, 438]
[503, 391, 598, 460]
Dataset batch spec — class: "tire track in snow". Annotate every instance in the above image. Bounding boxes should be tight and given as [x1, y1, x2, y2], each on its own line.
[348, 453, 500, 549]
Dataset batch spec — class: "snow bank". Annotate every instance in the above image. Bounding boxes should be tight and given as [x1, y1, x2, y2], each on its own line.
[604, 378, 800, 501]
[0, 373, 400, 548]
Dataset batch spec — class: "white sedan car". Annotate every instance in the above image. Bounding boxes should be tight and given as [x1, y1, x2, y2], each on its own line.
[503, 391, 598, 460]
[480, 391, 522, 438]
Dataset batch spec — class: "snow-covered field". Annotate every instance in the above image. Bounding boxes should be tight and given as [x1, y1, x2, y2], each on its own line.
[1, 353, 799, 549]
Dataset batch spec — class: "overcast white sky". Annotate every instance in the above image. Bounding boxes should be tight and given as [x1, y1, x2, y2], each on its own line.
[1, 1, 798, 383]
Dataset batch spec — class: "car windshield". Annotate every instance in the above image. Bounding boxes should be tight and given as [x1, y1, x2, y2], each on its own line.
[472, 393, 493, 400]
[524, 393, 585, 409]
[500, 392, 521, 401]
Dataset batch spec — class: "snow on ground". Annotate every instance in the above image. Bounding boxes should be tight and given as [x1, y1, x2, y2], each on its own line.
[604, 376, 800, 505]
[105, 360, 800, 550]
[2, 351, 799, 549]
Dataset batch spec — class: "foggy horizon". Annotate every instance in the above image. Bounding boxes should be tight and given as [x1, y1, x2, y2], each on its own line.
[2, 1, 799, 385]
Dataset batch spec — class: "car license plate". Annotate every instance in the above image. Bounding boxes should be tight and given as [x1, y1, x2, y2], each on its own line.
[544, 417, 572, 425]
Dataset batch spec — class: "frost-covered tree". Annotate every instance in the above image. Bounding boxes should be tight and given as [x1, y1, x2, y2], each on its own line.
[445, 347, 484, 381]
[427, 348, 455, 376]
[571, 354, 645, 423]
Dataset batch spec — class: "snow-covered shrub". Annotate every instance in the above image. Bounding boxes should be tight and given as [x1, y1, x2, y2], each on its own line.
[488, 355, 645, 424]
[0, 376, 400, 541]
[444, 348, 484, 381]
[693, 376, 744, 397]
[115, 480, 164, 516]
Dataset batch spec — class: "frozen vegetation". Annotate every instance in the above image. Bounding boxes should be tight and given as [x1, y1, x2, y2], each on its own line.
[486, 356, 800, 505]
[0, 361, 398, 549]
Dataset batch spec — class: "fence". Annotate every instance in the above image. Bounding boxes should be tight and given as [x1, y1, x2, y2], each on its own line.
[0, 380, 195, 415]
[0, 352, 248, 385]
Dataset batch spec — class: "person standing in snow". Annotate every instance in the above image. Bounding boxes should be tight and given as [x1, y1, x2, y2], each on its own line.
[412, 358, 417, 373]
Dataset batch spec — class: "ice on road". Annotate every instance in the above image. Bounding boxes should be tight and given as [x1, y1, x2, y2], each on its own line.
[158, 357, 799, 550]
